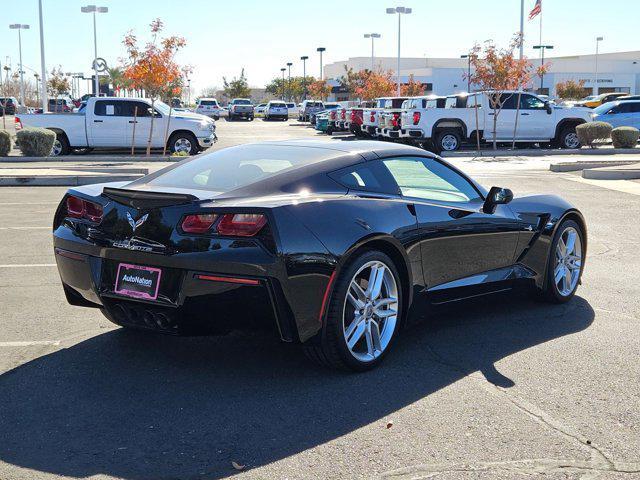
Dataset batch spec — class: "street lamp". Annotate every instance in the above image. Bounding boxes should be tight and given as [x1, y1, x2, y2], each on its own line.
[364, 33, 381, 72]
[33, 73, 40, 103]
[286, 62, 292, 101]
[300, 55, 308, 100]
[9, 24, 29, 106]
[317, 47, 326, 80]
[594, 36, 604, 96]
[460, 54, 471, 93]
[386, 6, 412, 96]
[81, 5, 108, 97]
[280, 67, 286, 100]
[532, 44, 554, 92]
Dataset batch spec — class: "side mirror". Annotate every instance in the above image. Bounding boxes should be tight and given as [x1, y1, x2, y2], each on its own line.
[545, 102, 553, 114]
[483, 186, 513, 214]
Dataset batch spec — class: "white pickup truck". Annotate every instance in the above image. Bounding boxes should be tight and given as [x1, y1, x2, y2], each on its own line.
[15, 97, 217, 156]
[399, 91, 592, 152]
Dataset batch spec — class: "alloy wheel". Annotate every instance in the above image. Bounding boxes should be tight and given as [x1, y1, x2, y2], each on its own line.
[564, 132, 580, 149]
[50, 140, 62, 156]
[174, 138, 192, 154]
[554, 226, 582, 296]
[441, 134, 459, 151]
[342, 260, 399, 362]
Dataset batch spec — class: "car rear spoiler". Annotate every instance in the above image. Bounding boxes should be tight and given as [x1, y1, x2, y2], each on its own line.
[102, 187, 199, 209]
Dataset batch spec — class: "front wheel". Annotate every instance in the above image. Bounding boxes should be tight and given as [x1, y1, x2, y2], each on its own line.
[304, 250, 402, 371]
[559, 127, 581, 149]
[540, 219, 585, 303]
[168, 132, 199, 155]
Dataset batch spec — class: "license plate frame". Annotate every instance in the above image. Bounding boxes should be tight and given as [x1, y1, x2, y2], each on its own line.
[114, 263, 162, 301]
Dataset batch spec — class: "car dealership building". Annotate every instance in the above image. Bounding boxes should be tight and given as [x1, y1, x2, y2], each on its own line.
[323, 50, 640, 100]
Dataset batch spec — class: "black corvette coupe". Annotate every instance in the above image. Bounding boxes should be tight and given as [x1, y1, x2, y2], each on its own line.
[53, 140, 586, 370]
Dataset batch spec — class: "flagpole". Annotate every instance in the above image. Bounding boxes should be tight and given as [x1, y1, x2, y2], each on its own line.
[519, 0, 524, 60]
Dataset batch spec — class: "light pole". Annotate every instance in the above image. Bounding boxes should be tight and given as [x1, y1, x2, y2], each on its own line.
[37, 0, 48, 112]
[386, 6, 412, 96]
[300, 55, 308, 100]
[317, 47, 326, 80]
[81, 5, 108, 96]
[460, 54, 471, 93]
[364, 33, 381, 72]
[286, 62, 292, 101]
[594, 36, 603, 96]
[280, 67, 286, 100]
[532, 44, 553, 92]
[9, 24, 29, 107]
[33, 73, 40, 103]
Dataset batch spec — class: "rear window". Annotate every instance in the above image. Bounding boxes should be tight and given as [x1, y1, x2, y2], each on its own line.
[306, 102, 322, 107]
[233, 99, 252, 105]
[286, 103, 295, 108]
[199, 100, 217, 106]
[145, 145, 339, 193]
[445, 97, 457, 108]
[270, 103, 286, 108]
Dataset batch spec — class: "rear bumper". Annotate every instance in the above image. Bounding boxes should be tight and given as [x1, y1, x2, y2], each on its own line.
[364, 125, 378, 135]
[400, 128, 426, 139]
[381, 128, 401, 139]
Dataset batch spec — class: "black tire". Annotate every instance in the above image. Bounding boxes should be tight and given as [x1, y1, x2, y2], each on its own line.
[213, 115, 220, 121]
[559, 126, 581, 149]
[227, 114, 233, 121]
[71, 147, 94, 155]
[435, 129, 462, 152]
[168, 131, 199, 155]
[303, 250, 403, 371]
[248, 116, 254, 121]
[540, 219, 585, 303]
[50, 133, 71, 156]
[326, 126, 334, 135]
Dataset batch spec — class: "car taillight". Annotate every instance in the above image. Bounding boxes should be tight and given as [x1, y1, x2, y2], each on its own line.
[392, 113, 400, 127]
[330, 111, 336, 120]
[14, 116, 22, 130]
[181, 214, 218, 234]
[340, 110, 345, 120]
[413, 111, 421, 125]
[350, 111, 356, 121]
[65, 195, 103, 223]
[217, 213, 266, 237]
[370, 112, 375, 122]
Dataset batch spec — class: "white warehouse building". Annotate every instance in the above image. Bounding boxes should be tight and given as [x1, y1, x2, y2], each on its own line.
[323, 50, 640, 100]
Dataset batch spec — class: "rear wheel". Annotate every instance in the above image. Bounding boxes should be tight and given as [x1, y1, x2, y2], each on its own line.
[540, 219, 584, 303]
[50, 134, 71, 156]
[436, 130, 462, 152]
[304, 250, 402, 371]
[168, 132, 199, 155]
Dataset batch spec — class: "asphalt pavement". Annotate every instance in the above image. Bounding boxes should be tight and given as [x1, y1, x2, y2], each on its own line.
[0, 118, 639, 480]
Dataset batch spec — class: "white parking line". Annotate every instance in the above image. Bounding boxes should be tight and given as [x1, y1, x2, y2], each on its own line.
[0, 264, 56, 268]
[0, 340, 60, 347]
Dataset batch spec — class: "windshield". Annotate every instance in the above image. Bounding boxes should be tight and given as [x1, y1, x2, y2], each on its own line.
[154, 100, 172, 115]
[593, 103, 614, 115]
[145, 144, 339, 193]
[582, 96, 597, 101]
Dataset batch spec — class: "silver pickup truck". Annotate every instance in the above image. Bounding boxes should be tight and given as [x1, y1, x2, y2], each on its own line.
[227, 98, 254, 121]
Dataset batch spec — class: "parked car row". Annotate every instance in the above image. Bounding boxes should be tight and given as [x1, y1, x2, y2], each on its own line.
[306, 91, 594, 152]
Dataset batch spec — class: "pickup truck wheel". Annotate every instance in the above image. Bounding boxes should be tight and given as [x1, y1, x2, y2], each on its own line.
[227, 114, 233, 121]
[436, 130, 461, 152]
[50, 135, 71, 156]
[169, 132, 198, 155]
[559, 127, 581, 149]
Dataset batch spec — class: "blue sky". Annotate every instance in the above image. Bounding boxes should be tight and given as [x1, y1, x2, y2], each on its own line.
[2, 0, 637, 96]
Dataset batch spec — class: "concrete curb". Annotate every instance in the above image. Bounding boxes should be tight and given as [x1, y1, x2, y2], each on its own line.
[442, 148, 639, 158]
[2, 155, 178, 163]
[0, 174, 144, 186]
[0, 166, 149, 174]
[582, 163, 640, 180]
[549, 160, 640, 172]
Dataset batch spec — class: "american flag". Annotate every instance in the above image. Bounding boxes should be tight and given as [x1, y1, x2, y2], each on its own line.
[529, 0, 542, 20]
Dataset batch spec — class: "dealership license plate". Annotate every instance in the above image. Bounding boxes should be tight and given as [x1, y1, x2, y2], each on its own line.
[114, 263, 162, 300]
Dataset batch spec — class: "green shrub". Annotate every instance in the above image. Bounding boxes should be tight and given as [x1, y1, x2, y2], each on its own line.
[0, 130, 11, 157]
[15, 128, 56, 157]
[611, 126, 639, 148]
[576, 121, 612, 148]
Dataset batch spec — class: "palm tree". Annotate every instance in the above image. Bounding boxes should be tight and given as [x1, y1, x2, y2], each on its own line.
[107, 67, 124, 96]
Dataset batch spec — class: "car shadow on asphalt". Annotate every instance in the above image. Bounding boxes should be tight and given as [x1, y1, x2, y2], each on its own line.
[0, 293, 593, 479]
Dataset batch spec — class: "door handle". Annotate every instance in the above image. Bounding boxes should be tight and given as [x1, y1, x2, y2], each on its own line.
[521, 113, 530, 116]
[93, 120, 103, 123]
[488, 112, 494, 116]
[128, 120, 138, 124]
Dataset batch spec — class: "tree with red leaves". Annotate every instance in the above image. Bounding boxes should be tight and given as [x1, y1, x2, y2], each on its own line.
[121, 19, 187, 155]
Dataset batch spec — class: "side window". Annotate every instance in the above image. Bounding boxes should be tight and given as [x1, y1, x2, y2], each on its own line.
[329, 161, 399, 194]
[520, 94, 546, 110]
[489, 94, 517, 110]
[629, 103, 640, 113]
[382, 157, 482, 204]
[94, 100, 131, 116]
